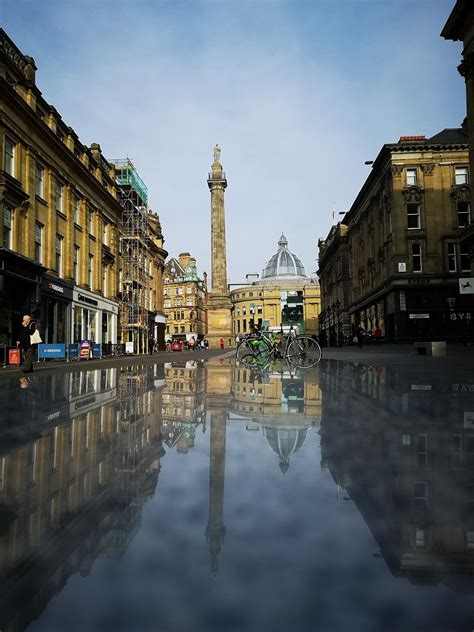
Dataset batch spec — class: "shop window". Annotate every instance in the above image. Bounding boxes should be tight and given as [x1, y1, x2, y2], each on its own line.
[4, 136, 15, 176]
[35, 164, 44, 198]
[411, 243, 422, 272]
[56, 234, 63, 277]
[457, 201, 471, 228]
[455, 166, 469, 185]
[3, 207, 12, 249]
[406, 169, 417, 186]
[35, 222, 43, 263]
[447, 243, 457, 272]
[407, 204, 421, 229]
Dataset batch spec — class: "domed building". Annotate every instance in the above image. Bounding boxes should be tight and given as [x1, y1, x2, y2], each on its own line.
[230, 235, 320, 337]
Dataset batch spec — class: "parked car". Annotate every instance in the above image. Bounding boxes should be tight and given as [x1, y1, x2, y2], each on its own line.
[171, 340, 184, 352]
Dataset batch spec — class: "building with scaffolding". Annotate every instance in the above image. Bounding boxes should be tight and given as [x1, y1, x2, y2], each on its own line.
[110, 159, 167, 352]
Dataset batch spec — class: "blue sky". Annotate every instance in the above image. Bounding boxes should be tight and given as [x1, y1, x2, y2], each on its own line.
[1, 0, 465, 284]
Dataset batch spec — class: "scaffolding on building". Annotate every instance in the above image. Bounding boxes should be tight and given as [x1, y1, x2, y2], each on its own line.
[108, 367, 148, 555]
[110, 158, 151, 354]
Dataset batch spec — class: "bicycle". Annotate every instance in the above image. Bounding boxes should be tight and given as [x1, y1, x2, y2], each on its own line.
[236, 328, 321, 369]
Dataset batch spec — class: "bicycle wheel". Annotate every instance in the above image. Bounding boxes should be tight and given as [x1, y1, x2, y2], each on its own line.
[236, 337, 272, 362]
[236, 339, 256, 361]
[286, 336, 322, 368]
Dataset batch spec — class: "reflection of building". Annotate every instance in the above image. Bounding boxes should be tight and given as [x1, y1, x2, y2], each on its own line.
[0, 366, 164, 630]
[231, 235, 320, 337]
[161, 361, 206, 453]
[163, 253, 207, 344]
[232, 365, 321, 473]
[320, 359, 474, 585]
[318, 130, 471, 342]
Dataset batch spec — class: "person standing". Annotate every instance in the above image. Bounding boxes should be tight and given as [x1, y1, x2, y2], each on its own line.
[219, 338, 225, 349]
[356, 324, 364, 348]
[17, 314, 36, 373]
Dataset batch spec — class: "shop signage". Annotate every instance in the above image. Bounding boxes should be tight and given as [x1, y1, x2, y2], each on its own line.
[48, 282, 64, 293]
[459, 278, 474, 294]
[125, 341, 135, 354]
[91, 343, 102, 358]
[78, 294, 99, 306]
[449, 312, 472, 320]
[39, 344, 66, 359]
[69, 344, 79, 359]
[409, 313, 429, 319]
[408, 278, 431, 285]
[80, 340, 91, 360]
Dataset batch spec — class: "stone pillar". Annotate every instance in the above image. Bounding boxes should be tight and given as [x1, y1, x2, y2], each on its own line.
[206, 145, 233, 348]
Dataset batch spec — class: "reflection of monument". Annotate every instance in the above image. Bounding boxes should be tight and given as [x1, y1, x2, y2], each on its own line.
[206, 145, 233, 348]
[232, 366, 321, 473]
[205, 358, 233, 574]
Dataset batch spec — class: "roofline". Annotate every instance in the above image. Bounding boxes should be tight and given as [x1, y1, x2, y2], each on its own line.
[441, 0, 472, 41]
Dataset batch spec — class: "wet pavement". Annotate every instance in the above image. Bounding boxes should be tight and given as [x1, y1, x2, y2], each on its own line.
[0, 354, 474, 631]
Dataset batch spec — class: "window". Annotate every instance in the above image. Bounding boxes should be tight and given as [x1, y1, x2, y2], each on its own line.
[242, 307, 246, 315]
[35, 164, 44, 198]
[406, 169, 417, 186]
[55, 181, 64, 214]
[467, 531, 474, 551]
[35, 222, 43, 263]
[103, 222, 109, 246]
[74, 246, 79, 283]
[3, 207, 12, 249]
[414, 481, 428, 509]
[88, 254, 94, 288]
[73, 195, 80, 225]
[460, 244, 470, 272]
[415, 528, 425, 548]
[56, 234, 63, 276]
[417, 434, 427, 466]
[457, 201, 471, 227]
[455, 166, 469, 185]
[103, 265, 108, 297]
[447, 243, 457, 272]
[4, 137, 15, 176]
[407, 204, 421, 229]
[412, 243, 422, 272]
[88, 209, 94, 235]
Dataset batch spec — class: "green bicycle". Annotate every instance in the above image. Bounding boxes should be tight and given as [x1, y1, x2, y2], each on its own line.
[236, 328, 322, 369]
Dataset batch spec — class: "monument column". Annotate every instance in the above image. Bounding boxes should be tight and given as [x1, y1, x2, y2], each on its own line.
[206, 144, 233, 348]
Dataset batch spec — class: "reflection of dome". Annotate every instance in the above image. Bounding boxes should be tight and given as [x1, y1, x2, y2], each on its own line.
[257, 235, 314, 285]
[263, 426, 308, 474]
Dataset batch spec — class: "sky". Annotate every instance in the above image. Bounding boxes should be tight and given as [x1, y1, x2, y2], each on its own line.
[1, 0, 466, 285]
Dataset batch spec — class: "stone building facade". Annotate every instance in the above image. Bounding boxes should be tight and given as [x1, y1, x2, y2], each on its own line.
[231, 235, 320, 339]
[163, 253, 207, 343]
[0, 29, 167, 353]
[318, 129, 472, 342]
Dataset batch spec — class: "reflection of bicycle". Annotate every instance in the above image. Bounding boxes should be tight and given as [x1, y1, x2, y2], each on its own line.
[236, 328, 321, 369]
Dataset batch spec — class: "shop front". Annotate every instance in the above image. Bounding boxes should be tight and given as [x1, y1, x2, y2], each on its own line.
[0, 248, 44, 349]
[39, 275, 73, 344]
[71, 287, 119, 349]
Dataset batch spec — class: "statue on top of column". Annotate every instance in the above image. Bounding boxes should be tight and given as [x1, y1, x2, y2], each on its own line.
[213, 144, 221, 163]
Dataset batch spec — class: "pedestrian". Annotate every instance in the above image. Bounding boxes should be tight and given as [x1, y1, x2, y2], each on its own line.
[204, 339, 209, 349]
[148, 336, 154, 354]
[356, 324, 364, 348]
[220, 337, 224, 349]
[17, 314, 37, 373]
[374, 325, 382, 346]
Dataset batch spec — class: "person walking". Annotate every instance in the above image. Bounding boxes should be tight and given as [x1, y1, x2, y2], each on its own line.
[356, 324, 364, 348]
[374, 325, 382, 346]
[17, 314, 37, 373]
